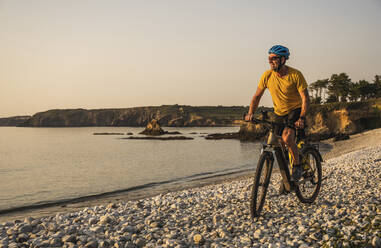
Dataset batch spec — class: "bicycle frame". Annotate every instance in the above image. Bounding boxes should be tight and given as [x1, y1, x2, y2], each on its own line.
[261, 129, 294, 192]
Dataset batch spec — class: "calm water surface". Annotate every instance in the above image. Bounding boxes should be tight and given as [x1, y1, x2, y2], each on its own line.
[0, 127, 262, 211]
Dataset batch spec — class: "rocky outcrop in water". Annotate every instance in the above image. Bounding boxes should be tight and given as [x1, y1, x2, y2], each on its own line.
[204, 132, 240, 140]
[93, 133, 125, 135]
[123, 136, 194, 140]
[139, 119, 165, 136]
[238, 122, 269, 141]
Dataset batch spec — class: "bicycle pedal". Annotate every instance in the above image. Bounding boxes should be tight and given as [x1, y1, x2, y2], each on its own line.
[293, 180, 301, 186]
[294, 178, 306, 186]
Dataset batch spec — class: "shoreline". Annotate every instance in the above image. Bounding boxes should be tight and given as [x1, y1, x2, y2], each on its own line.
[0, 170, 254, 223]
[0, 141, 379, 247]
[1, 128, 381, 223]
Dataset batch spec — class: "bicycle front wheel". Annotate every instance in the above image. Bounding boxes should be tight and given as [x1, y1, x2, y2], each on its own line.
[250, 152, 273, 218]
[295, 147, 322, 203]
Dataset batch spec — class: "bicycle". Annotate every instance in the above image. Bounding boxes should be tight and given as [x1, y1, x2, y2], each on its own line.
[247, 111, 323, 218]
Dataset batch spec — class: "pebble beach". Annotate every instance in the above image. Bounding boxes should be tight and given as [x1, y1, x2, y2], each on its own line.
[1, 143, 381, 247]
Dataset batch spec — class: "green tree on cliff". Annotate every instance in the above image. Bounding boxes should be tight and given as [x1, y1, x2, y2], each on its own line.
[374, 75, 381, 97]
[327, 73, 351, 102]
[308, 82, 320, 104]
[348, 78, 380, 101]
[311, 73, 380, 104]
[309, 79, 329, 104]
[348, 82, 361, 102]
[316, 79, 329, 101]
[358, 80, 374, 100]
[325, 94, 338, 103]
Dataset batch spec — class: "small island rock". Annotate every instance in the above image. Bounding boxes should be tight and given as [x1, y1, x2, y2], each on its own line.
[139, 119, 165, 136]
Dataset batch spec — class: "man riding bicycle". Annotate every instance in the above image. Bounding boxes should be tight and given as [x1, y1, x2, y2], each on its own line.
[245, 45, 310, 188]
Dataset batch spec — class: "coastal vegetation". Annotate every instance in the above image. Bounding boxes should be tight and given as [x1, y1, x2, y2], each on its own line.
[308, 73, 381, 104]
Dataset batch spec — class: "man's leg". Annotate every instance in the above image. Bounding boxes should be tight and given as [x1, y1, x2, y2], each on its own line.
[282, 127, 302, 181]
[274, 117, 290, 195]
[282, 127, 299, 164]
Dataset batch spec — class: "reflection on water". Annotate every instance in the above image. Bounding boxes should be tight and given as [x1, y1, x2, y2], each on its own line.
[0, 127, 261, 211]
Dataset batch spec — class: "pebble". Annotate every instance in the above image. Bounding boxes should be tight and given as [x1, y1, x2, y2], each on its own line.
[88, 218, 98, 225]
[253, 229, 262, 239]
[373, 236, 381, 248]
[1, 145, 380, 247]
[193, 234, 204, 244]
[85, 240, 98, 248]
[62, 235, 77, 243]
[18, 224, 32, 234]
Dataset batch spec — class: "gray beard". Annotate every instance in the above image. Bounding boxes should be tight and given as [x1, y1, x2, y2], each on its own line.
[273, 66, 281, 72]
[273, 62, 285, 72]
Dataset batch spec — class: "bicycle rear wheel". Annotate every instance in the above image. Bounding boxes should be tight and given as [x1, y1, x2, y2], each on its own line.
[250, 152, 273, 218]
[294, 147, 322, 203]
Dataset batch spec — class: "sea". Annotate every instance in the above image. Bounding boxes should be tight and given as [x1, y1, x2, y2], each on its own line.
[0, 126, 263, 212]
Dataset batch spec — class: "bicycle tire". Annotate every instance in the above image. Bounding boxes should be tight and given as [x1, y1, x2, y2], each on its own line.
[250, 152, 273, 218]
[294, 147, 322, 203]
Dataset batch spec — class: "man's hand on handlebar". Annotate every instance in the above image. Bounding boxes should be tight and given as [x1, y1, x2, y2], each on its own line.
[244, 114, 253, 122]
[294, 118, 305, 129]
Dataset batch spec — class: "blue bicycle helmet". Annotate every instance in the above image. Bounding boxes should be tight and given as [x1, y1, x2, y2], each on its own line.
[268, 45, 290, 60]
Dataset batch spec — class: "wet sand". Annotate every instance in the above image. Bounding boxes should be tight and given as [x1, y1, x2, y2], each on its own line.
[1, 128, 381, 223]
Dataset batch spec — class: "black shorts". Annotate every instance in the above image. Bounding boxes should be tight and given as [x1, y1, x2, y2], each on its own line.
[274, 108, 301, 136]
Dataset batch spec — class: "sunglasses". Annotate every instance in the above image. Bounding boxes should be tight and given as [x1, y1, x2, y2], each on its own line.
[268, 56, 281, 61]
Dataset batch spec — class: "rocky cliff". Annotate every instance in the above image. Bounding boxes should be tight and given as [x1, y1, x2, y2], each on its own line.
[0, 116, 31, 126]
[9, 105, 272, 127]
[239, 98, 381, 141]
[306, 99, 381, 140]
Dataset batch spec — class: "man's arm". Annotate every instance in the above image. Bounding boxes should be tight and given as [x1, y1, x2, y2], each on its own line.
[295, 89, 310, 128]
[245, 87, 265, 121]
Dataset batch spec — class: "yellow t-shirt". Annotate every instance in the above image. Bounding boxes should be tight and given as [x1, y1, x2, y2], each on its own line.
[258, 66, 307, 116]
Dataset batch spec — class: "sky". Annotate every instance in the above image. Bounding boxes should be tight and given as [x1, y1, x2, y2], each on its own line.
[0, 0, 380, 117]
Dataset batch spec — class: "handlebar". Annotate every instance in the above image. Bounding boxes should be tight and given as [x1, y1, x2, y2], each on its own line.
[246, 117, 282, 129]
[243, 111, 283, 128]
[243, 110, 306, 130]
[243, 111, 307, 142]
